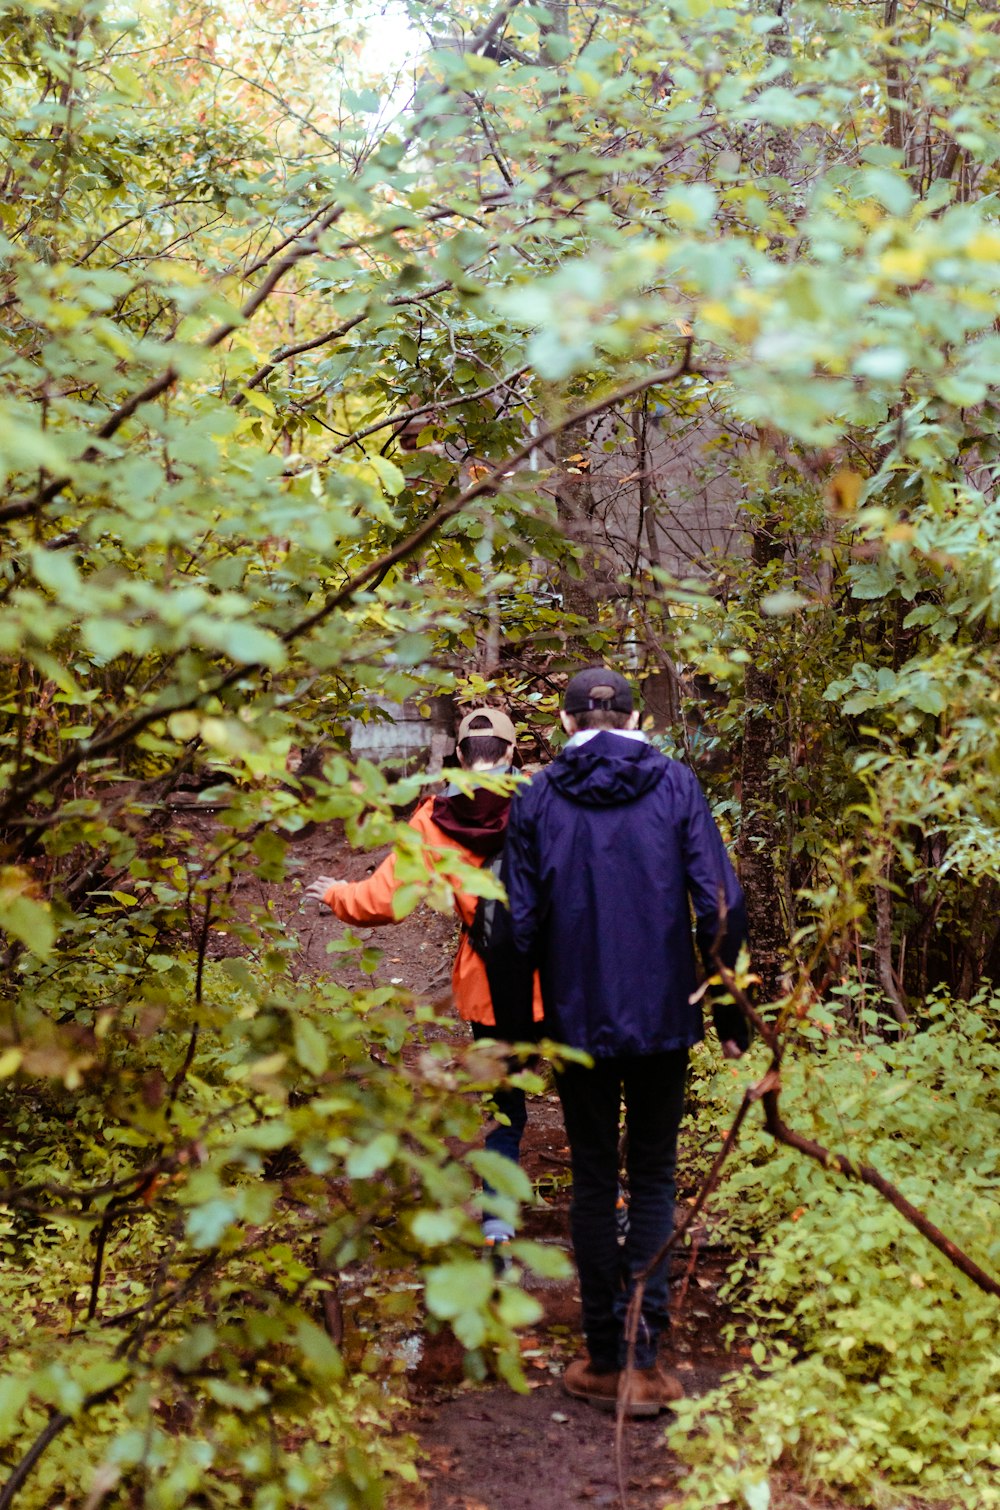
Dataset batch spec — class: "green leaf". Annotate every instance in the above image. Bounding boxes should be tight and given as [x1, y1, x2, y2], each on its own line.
[186, 1199, 238, 1250]
[203, 1379, 269, 1411]
[295, 1318, 345, 1380]
[293, 1016, 329, 1075]
[742, 1481, 771, 1510]
[743, 86, 813, 127]
[468, 1150, 532, 1202]
[759, 591, 807, 617]
[368, 453, 406, 497]
[410, 1209, 466, 1245]
[209, 622, 286, 668]
[508, 1240, 572, 1279]
[0, 882, 56, 956]
[391, 883, 425, 920]
[855, 348, 909, 383]
[31, 548, 81, 597]
[424, 1260, 494, 1321]
[496, 1287, 543, 1328]
[0, 1374, 30, 1434]
[346, 1133, 399, 1178]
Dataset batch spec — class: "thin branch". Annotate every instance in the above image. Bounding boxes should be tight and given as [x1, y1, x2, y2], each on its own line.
[235, 280, 453, 398]
[76, 196, 204, 263]
[327, 365, 530, 455]
[0, 351, 698, 826]
[0, 1380, 125, 1510]
[0, 196, 349, 526]
[716, 963, 1000, 1298]
[0, 0, 523, 527]
[614, 955, 1000, 1496]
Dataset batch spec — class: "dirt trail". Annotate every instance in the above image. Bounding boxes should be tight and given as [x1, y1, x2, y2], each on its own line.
[240, 820, 746, 1509]
[403, 1098, 743, 1510]
[182, 807, 851, 1510]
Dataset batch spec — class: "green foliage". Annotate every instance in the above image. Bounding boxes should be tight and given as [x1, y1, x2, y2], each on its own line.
[0, 954, 548, 1504]
[2, 0, 1000, 1501]
[672, 993, 1000, 1509]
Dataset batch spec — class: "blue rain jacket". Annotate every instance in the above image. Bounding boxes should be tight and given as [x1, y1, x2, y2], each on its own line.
[497, 732, 748, 1057]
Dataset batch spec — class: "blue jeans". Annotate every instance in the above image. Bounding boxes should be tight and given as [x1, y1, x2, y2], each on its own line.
[555, 1049, 688, 1371]
[470, 1019, 528, 1165]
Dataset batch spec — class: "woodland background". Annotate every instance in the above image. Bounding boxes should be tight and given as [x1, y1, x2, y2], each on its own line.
[0, 0, 998, 1506]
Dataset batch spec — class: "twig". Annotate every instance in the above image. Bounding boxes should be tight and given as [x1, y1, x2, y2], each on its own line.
[235, 280, 454, 397]
[716, 962, 1000, 1299]
[670, 1224, 703, 1316]
[0, 0, 524, 528]
[0, 1380, 125, 1510]
[326, 365, 529, 456]
[616, 1075, 761, 1501]
[0, 350, 697, 828]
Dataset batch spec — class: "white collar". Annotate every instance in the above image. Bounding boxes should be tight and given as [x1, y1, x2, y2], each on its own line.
[565, 728, 648, 749]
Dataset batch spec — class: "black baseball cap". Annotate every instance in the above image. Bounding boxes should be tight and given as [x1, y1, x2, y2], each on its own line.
[563, 667, 634, 715]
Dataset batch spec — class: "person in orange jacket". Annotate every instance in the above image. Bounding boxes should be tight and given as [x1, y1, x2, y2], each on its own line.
[305, 708, 543, 1252]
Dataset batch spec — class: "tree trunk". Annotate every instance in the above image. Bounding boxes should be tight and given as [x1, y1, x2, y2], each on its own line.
[875, 846, 909, 1023]
[553, 418, 600, 649]
[736, 516, 787, 998]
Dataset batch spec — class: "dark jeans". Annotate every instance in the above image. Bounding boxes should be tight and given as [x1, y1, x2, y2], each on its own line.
[470, 1019, 528, 1166]
[555, 1049, 688, 1372]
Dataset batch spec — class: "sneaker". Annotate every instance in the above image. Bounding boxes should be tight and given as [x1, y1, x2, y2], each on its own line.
[618, 1364, 685, 1417]
[562, 1357, 620, 1411]
[483, 1233, 512, 1275]
[482, 1217, 514, 1276]
[615, 1182, 630, 1245]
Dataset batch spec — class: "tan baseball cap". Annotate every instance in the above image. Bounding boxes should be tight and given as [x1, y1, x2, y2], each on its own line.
[457, 707, 517, 745]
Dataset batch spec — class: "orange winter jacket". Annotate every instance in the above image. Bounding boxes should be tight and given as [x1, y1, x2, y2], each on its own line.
[323, 796, 543, 1027]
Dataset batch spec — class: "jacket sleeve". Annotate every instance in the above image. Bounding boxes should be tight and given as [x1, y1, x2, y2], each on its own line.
[323, 852, 401, 926]
[680, 771, 750, 1049]
[501, 789, 544, 956]
[486, 790, 542, 1042]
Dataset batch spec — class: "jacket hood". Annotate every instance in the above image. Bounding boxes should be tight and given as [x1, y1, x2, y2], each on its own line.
[431, 786, 510, 856]
[547, 733, 666, 807]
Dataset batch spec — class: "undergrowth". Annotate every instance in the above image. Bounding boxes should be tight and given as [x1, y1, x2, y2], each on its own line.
[0, 953, 562, 1508]
[672, 989, 1000, 1510]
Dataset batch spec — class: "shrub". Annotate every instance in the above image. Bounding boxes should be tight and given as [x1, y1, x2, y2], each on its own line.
[671, 991, 1000, 1509]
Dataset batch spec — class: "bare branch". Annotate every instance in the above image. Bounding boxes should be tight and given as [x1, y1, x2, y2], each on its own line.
[716, 962, 1000, 1299]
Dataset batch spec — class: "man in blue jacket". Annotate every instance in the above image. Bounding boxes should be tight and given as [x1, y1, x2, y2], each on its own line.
[496, 667, 748, 1415]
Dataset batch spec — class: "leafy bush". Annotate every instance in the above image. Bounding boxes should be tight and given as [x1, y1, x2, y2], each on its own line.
[671, 992, 1000, 1509]
[0, 948, 560, 1507]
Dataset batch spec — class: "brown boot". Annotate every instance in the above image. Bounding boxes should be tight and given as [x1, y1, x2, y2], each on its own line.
[562, 1357, 620, 1411]
[618, 1364, 685, 1417]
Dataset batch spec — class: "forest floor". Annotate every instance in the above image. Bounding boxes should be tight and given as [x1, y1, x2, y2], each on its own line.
[203, 809, 851, 1510]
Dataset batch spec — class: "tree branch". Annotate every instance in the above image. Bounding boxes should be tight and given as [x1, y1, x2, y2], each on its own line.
[0, 352, 697, 826]
[0, 196, 350, 526]
[715, 962, 1000, 1298]
[0, 1379, 125, 1510]
[326, 364, 529, 455]
[234, 280, 454, 398]
[0, 0, 523, 527]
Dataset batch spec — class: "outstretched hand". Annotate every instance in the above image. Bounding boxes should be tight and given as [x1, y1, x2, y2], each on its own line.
[304, 875, 342, 905]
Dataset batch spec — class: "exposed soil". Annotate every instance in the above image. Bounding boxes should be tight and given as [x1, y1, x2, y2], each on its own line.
[401, 1101, 745, 1510]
